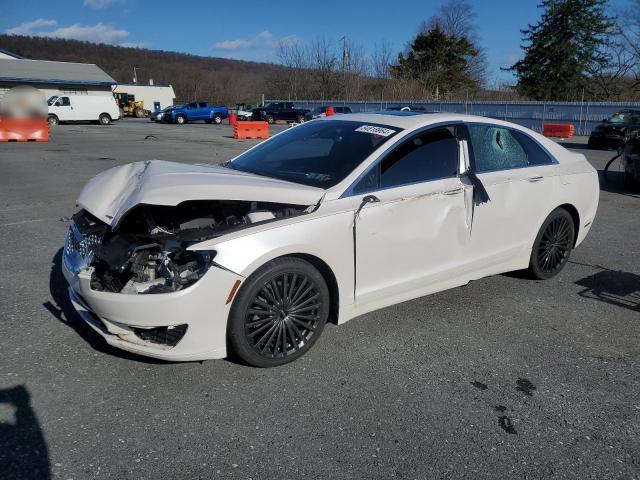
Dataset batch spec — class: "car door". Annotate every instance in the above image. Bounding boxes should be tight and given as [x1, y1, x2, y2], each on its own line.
[353, 125, 471, 305]
[464, 124, 559, 272]
[197, 102, 208, 120]
[186, 102, 197, 120]
[55, 96, 74, 121]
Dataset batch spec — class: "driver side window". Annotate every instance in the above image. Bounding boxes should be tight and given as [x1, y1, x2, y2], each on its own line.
[354, 127, 459, 192]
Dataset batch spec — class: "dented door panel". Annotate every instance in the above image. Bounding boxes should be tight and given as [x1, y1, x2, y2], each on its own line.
[354, 178, 469, 305]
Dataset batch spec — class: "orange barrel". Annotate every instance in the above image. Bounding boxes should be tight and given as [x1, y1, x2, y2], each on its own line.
[228, 113, 238, 126]
[325, 106, 335, 116]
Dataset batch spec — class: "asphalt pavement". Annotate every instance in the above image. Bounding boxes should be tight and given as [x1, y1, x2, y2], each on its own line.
[0, 119, 638, 479]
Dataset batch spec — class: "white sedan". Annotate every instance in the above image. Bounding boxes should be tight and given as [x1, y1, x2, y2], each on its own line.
[62, 113, 599, 366]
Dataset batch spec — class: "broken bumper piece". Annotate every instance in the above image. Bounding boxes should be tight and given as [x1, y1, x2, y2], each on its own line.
[63, 259, 243, 361]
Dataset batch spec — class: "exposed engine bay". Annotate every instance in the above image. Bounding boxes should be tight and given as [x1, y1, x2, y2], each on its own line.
[69, 200, 308, 295]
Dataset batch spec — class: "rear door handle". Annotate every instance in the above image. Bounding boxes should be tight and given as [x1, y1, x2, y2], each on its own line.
[443, 187, 464, 195]
[527, 175, 543, 182]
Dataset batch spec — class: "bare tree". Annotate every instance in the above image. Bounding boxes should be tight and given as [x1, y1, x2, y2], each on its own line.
[372, 38, 393, 80]
[422, 0, 487, 90]
[276, 39, 308, 100]
[617, 0, 640, 92]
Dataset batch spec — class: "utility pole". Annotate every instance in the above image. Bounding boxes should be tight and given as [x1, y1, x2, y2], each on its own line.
[340, 36, 349, 100]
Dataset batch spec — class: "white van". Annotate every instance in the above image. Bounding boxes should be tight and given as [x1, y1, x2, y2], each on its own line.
[47, 95, 120, 126]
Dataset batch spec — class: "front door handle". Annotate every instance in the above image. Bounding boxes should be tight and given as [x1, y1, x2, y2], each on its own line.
[443, 187, 464, 195]
[527, 175, 543, 182]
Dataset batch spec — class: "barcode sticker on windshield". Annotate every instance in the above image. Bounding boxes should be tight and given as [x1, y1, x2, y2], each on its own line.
[355, 125, 396, 137]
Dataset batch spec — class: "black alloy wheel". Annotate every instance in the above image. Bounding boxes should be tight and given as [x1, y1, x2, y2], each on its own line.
[228, 257, 329, 367]
[529, 208, 574, 280]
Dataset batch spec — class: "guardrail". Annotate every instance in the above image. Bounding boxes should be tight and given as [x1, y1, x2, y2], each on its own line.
[268, 99, 640, 135]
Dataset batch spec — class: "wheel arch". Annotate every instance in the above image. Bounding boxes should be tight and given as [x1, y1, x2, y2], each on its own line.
[556, 203, 580, 247]
[285, 253, 340, 325]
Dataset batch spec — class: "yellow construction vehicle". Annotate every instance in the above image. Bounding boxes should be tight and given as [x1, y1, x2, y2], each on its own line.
[114, 92, 150, 118]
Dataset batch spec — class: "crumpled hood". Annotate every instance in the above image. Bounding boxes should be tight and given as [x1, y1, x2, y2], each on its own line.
[77, 160, 324, 227]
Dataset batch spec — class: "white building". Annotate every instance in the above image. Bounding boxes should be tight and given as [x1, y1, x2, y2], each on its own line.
[0, 49, 116, 101]
[0, 50, 175, 112]
[112, 83, 176, 113]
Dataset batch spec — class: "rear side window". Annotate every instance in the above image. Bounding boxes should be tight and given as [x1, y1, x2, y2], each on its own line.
[511, 130, 554, 166]
[468, 125, 527, 172]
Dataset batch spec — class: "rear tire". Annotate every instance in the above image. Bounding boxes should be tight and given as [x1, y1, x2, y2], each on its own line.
[98, 113, 111, 125]
[228, 257, 330, 367]
[528, 208, 574, 280]
[47, 115, 59, 126]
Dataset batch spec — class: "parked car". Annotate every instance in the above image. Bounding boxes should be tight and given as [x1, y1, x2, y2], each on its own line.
[588, 110, 640, 150]
[621, 133, 640, 189]
[62, 113, 598, 365]
[252, 102, 309, 124]
[234, 103, 256, 121]
[304, 105, 353, 121]
[164, 102, 228, 124]
[47, 94, 120, 126]
[150, 105, 180, 122]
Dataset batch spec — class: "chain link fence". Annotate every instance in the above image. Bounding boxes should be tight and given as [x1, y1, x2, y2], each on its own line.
[268, 99, 640, 135]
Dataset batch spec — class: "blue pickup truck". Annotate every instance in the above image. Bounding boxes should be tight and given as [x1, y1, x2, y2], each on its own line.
[164, 102, 228, 125]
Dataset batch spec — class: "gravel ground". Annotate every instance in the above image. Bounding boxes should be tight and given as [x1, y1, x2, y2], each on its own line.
[0, 119, 638, 480]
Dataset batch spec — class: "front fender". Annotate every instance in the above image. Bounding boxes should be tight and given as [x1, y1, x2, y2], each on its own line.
[194, 211, 356, 308]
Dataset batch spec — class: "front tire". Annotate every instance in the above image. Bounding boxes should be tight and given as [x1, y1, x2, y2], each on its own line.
[265, 114, 275, 124]
[175, 114, 186, 125]
[213, 114, 222, 124]
[528, 208, 574, 280]
[47, 115, 59, 126]
[228, 257, 330, 367]
[98, 113, 111, 125]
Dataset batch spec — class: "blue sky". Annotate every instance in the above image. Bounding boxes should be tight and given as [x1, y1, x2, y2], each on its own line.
[0, 0, 631, 83]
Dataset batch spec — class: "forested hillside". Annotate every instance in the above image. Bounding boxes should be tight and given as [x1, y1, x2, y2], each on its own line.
[0, 34, 287, 103]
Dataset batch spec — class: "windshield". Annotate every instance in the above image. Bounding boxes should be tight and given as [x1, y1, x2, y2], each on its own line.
[229, 120, 402, 188]
[47, 96, 58, 106]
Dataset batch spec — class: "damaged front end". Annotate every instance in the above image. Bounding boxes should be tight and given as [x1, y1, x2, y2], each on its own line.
[64, 200, 307, 295]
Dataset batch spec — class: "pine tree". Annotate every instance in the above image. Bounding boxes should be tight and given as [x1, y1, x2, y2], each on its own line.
[391, 23, 479, 97]
[508, 0, 614, 100]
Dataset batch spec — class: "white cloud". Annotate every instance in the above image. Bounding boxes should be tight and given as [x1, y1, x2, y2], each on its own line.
[5, 19, 138, 46]
[6, 18, 57, 35]
[83, 0, 121, 9]
[213, 39, 253, 50]
[211, 31, 299, 61]
[48, 23, 129, 43]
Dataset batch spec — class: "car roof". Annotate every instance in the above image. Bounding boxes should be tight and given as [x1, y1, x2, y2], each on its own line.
[317, 112, 527, 130]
